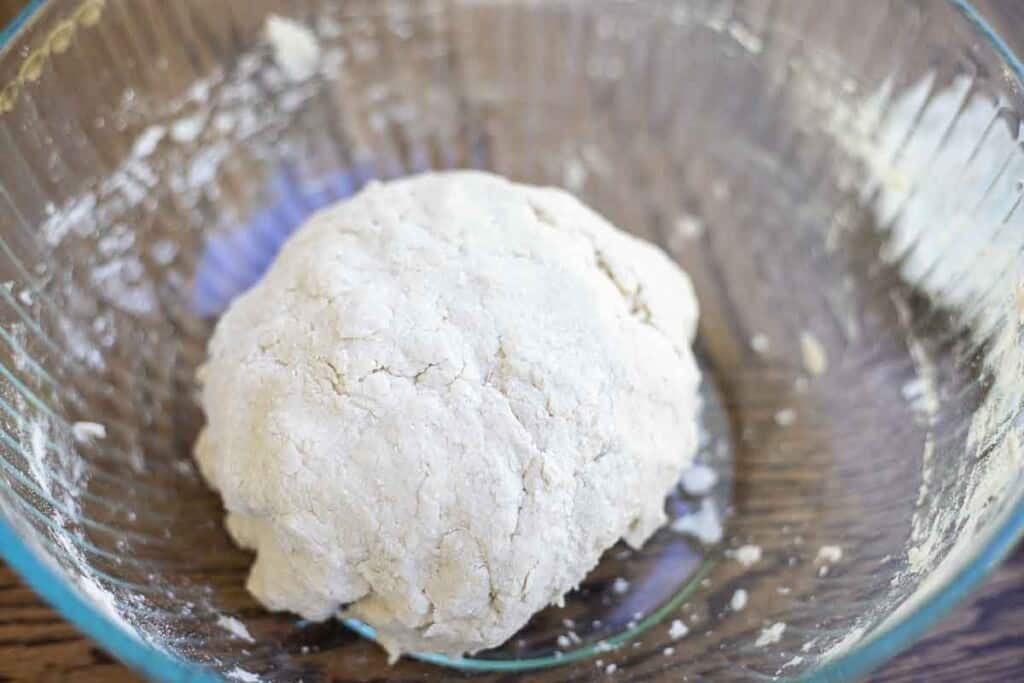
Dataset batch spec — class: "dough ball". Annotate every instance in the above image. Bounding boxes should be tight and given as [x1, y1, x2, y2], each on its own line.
[195, 171, 701, 657]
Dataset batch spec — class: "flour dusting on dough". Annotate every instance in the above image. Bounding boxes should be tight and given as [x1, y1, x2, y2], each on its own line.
[195, 171, 702, 657]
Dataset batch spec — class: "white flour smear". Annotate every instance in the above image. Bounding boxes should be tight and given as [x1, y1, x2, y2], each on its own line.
[5, 15, 341, 670]
[815, 70, 1024, 661]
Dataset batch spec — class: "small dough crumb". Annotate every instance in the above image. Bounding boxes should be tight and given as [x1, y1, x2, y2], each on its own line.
[800, 331, 829, 376]
[679, 464, 719, 496]
[816, 545, 843, 564]
[216, 615, 254, 643]
[774, 408, 796, 427]
[750, 333, 770, 354]
[729, 589, 748, 611]
[668, 619, 690, 640]
[72, 421, 107, 443]
[728, 544, 762, 567]
[612, 577, 631, 595]
[755, 622, 787, 647]
[676, 215, 705, 240]
[264, 15, 321, 82]
[170, 113, 206, 144]
[670, 498, 723, 544]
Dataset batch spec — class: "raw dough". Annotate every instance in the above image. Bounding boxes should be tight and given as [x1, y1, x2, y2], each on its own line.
[195, 171, 702, 657]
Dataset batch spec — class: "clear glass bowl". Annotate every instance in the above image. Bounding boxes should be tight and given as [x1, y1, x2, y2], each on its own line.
[1, 1, 1023, 681]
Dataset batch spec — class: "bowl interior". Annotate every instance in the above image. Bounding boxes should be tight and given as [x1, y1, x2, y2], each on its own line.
[0, 1, 1023, 681]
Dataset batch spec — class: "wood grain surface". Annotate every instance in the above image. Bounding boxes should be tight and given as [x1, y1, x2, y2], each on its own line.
[0, 549, 1020, 682]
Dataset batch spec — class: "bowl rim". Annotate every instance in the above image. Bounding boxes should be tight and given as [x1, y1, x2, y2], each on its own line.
[0, 1, 1022, 681]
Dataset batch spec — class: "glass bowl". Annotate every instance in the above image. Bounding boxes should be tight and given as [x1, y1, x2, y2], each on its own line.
[1, 0, 1023, 680]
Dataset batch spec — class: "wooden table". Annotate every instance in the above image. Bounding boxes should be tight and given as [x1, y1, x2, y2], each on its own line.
[2, 548, 1022, 682]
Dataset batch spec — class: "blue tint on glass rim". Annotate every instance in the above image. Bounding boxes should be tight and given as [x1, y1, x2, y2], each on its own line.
[0, 3, 226, 680]
[0, 0, 44, 48]
[1, 1, 1023, 681]
[0, 522, 218, 682]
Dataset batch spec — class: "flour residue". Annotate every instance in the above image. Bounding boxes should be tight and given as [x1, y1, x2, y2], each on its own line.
[217, 615, 255, 643]
[669, 497, 723, 544]
[71, 421, 107, 443]
[37, 21, 336, 321]
[814, 545, 843, 565]
[226, 667, 261, 682]
[754, 621, 786, 647]
[3, 13, 349, 671]
[726, 544, 762, 567]
[750, 333, 770, 355]
[132, 125, 166, 159]
[798, 331, 828, 376]
[668, 619, 689, 640]
[729, 588, 747, 612]
[264, 15, 321, 82]
[819, 68, 1024, 663]
[773, 408, 796, 427]
[15, 408, 141, 643]
[77, 575, 138, 638]
[678, 463, 718, 496]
